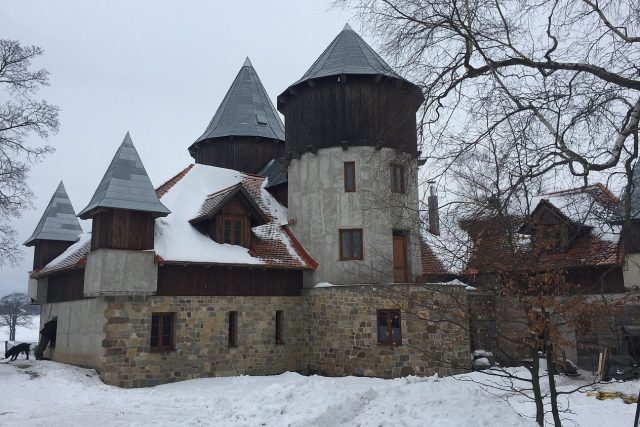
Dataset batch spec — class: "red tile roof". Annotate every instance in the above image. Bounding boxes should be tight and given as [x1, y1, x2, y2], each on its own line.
[421, 240, 448, 276]
[156, 164, 194, 198]
[31, 234, 91, 279]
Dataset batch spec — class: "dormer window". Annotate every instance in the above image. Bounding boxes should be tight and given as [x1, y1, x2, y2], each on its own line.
[190, 183, 269, 248]
[223, 215, 244, 245]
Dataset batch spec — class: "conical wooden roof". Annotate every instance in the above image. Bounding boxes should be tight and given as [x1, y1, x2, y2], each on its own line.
[24, 181, 83, 246]
[193, 58, 284, 144]
[289, 24, 406, 88]
[78, 132, 170, 219]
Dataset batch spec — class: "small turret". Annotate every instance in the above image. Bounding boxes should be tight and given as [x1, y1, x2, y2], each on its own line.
[24, 181, 83, 270]
[189, 57, 285, 173]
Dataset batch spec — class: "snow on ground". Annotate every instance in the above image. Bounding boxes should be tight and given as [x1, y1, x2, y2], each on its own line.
[0, 359, 637, 427]
[0, 315, 40, 343]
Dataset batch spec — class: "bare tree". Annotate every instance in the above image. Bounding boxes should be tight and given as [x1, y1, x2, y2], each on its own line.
[0, 39, 59, 265]
[0, 292, 31, 342]
[339, 0, 639, 187]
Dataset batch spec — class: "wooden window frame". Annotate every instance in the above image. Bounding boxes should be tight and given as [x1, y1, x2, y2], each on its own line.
[391, 163, 406, 194]
[220, 214, 247, 246]
[344, 161, 356, 192]
[275, 310, 284, 345]
[377, 309, 402, 346]
[339, 228, 363, 260]
[150, 312, 175, 352]
[228, 311, 238, 348]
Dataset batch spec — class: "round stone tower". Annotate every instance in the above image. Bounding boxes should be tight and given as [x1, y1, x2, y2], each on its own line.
[277, 24, 424, 287]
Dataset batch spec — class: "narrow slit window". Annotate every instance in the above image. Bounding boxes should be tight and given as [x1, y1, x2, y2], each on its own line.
[391, 164, 405, 194]
[228, 311, 238, 348]
[275, 310, 284, 345]
[339, 229, 363, 260]
[344, 162, 356, 192]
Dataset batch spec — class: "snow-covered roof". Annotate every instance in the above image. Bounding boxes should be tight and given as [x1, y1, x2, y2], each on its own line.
[35, 164, 315, 277]
[154, 163, 312, 268]
[32, 233, 91, 278]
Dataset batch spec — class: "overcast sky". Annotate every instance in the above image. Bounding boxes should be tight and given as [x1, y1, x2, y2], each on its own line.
[1, 0, 359, 295]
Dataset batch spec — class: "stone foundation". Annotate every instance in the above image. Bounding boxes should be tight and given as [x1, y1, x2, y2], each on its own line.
[101, 295, 307, 388]
[304, 285, 470, 378]
[40, 285, 470, 387]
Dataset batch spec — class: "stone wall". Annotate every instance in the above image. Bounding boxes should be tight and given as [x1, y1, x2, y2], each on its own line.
[304, 285, 470, 378]
[101, 295, 306, 388]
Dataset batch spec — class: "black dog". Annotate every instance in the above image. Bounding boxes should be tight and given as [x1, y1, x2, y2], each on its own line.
[4, 343, 30, 361]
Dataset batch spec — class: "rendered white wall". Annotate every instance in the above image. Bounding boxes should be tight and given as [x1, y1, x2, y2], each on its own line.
[288, 146, 422, 287]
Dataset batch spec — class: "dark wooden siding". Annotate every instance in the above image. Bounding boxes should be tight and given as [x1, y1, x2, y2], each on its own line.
[566, 265, 624, 294]
[267, 184, 288, 207]
[278, 75, 422, 158]
[191, 137, 284, 174]
[91, 209, 155, 251]
[157, 264, 302, 296]
[33, 240, 74, 270]
[622, 221, 640, 253]
[47, 269, 85, 302]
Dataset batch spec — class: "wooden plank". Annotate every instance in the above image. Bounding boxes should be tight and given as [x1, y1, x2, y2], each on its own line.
[157, 264, 303, 296]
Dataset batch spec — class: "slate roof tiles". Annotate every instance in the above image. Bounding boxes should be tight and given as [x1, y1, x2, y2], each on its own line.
[78, 133, 170, 219]
[24, 182, 83, 246]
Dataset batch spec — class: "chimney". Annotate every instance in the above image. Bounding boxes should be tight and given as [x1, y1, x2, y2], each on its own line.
[428, 184, 440, 236]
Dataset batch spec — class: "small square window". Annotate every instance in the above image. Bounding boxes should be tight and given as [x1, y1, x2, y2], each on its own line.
[391, 164, 405, 194]
[339, 229, 363, 260]
[150, 313, 175, 352]
[344, 162, 356, 192]
[377, 309, 401, 345]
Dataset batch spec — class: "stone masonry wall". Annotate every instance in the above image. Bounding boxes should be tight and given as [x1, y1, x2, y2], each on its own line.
[304, 285, 470, 378]
[101, 295, 306, 388]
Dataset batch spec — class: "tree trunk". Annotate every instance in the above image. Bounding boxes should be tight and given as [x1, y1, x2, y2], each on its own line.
[546, 348, 562, 427]
[9, 323, 15, 341]
[531, 351, 545, 426]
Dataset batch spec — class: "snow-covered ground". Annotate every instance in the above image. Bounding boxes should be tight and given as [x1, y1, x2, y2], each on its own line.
[0, 317, 636, 425]
[0, 359, 637, 426]
[0, 315, 40, 343]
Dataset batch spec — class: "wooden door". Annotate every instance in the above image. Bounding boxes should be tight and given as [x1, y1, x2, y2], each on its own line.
[393, 235, 408, 283]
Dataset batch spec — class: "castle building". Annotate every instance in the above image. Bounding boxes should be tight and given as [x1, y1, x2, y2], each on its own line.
[26, 25, 469, 387]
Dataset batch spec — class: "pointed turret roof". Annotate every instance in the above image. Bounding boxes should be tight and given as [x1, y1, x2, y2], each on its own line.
[78, 132, 170, 219]
[24, 182, 83, 246]
[289, 24, 406, 88]
[192, 58, 285, 145]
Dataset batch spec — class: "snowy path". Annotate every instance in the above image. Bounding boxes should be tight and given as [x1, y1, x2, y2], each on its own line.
[0, 360, 636, 426]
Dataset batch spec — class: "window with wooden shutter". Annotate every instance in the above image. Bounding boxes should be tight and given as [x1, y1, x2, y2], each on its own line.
[150, 313, 175, 352]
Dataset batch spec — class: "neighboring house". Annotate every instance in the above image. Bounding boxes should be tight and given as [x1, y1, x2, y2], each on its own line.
[461, 184, 624, 293]
[459, 184, 640, 369]
[26, 25, 468, 387]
